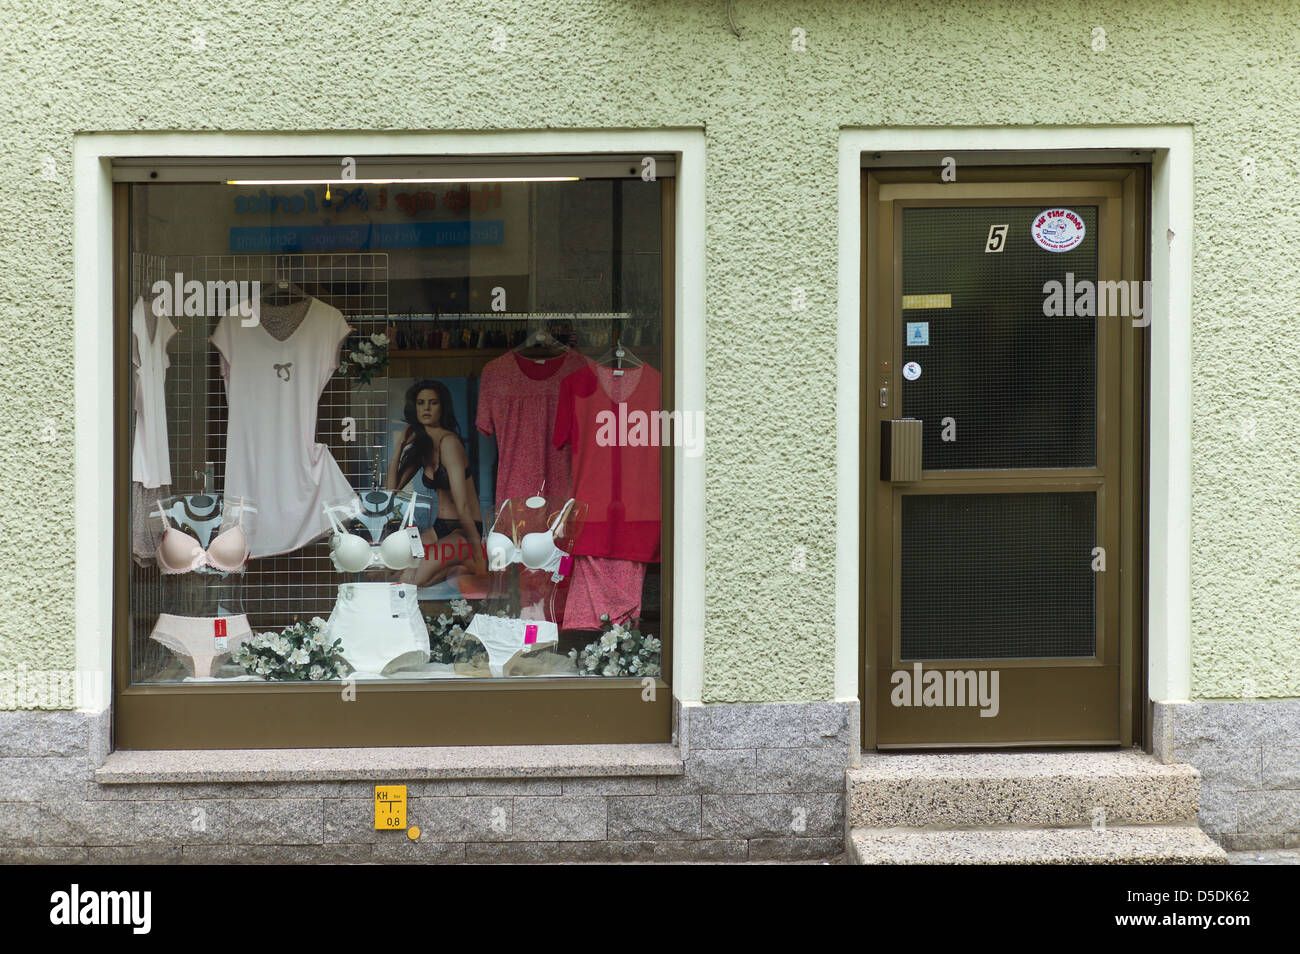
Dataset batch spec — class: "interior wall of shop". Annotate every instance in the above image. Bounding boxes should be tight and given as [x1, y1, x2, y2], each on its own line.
[5, 1, 1300, 713]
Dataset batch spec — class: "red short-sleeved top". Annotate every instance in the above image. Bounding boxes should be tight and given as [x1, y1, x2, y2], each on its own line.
[476, 350, 589, 512]
[554, 364, 662, 562]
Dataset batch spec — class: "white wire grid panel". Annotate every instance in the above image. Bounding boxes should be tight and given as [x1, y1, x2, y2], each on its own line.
[129, 253, 389, 680]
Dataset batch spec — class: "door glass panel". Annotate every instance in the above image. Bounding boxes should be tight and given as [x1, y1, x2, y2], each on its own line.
[900, 205, 1098, 469]
[899, 492, 1096, 660]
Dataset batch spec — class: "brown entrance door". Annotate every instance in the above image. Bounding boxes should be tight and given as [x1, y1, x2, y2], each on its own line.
[864, 167, 1146, 747]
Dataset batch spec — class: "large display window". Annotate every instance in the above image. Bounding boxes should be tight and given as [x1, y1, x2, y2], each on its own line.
[112, 155, 675, 747]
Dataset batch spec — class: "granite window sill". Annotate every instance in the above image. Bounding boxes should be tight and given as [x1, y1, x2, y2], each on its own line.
[95, 743, 684, 784]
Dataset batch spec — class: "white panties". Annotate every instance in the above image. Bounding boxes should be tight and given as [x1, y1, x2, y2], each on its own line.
[151, 613, 251, 678]
[326, 582, 429, 676]
[465, 616, 558, 677]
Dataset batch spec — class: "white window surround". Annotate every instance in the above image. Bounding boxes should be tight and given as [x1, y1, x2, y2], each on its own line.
[72, 130, 708, 713]
[834, 126, 1194, 706]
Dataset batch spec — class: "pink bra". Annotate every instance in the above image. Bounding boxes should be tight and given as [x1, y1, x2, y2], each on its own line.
[156, 499, 250, 575]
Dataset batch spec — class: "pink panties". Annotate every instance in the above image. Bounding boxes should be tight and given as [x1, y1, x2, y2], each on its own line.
[150, 613, 251, 678]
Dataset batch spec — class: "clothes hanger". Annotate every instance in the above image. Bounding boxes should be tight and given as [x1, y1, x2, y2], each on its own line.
[266, 257, 310, 305]
[267, 277, 309, 305]
[513, 327, 568, 358]
[594, 334, 644, 372]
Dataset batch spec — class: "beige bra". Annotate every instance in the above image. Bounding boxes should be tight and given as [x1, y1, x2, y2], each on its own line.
[156, 499, 250, 574]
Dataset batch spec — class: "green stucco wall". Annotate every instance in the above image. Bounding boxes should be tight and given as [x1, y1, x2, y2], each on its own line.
[2, 0, 1297, 706]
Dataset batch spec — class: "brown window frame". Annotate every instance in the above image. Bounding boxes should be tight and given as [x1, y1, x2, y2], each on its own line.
[111, 156, 676, 749]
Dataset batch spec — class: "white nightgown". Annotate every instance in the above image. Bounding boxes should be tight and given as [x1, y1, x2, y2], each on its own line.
[211, 299, 355, 557]
[132, 297, 177, 489]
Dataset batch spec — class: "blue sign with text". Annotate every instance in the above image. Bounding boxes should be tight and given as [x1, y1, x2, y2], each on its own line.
[229, 220, 505, 252]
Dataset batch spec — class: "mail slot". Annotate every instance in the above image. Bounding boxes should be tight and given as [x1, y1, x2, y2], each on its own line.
[881, 419, 923, 482]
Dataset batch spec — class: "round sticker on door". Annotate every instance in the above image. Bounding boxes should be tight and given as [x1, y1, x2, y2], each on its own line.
[1031, 208, 1086, 252]
[902, 361, 922, 381]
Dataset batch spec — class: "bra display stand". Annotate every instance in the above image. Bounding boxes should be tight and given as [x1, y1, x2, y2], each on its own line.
[148, 494, 258, 679]
[320, 492, 431, 677]
[324, 490, 428, 574]
[468, 493, 587, 676]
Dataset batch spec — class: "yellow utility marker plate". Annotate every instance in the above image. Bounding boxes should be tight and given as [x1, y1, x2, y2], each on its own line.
[375, 784, 407, 830]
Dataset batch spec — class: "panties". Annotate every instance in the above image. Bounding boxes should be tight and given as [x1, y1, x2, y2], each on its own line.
[464, 615, 558, 677]
[325, 582, 429, 676]
[150, 613, 251, 678]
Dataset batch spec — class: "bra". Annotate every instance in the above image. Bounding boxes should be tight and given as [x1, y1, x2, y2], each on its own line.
[325, 494, 424, 573]
[156, 498, 250, 575]
[428, 435, 473, 491]
[429, 462, 473, 492]
[485, 499, 576, 576]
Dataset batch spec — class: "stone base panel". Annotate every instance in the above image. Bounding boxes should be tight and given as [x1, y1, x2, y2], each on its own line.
[0, 701, 858, 863]
[1153, 700, 1300, 851]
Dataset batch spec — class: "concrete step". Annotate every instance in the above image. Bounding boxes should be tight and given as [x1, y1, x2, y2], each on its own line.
[848, 748, 1200, 829]
[847, 825, 1227, 865]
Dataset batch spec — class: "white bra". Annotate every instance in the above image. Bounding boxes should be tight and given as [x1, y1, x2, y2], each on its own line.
[485, 499, 576, 577]
[324, 495, 423, 573]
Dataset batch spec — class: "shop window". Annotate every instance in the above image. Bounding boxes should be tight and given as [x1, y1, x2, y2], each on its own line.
[114, 155, 675, 747]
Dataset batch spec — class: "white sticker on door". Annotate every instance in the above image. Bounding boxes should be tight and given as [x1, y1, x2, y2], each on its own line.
[906, 322, 929, 346]
[1031, 208, 1086, 252]
[902, 361, 922, 381]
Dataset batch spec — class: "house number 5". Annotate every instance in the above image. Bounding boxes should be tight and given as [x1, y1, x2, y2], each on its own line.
[985, 224, 1009, 253]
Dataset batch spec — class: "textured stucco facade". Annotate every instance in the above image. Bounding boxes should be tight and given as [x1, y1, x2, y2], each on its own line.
[1, 0, 1299, 708]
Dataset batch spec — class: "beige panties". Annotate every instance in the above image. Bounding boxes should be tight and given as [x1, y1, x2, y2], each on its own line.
[150, 613, 251, 678]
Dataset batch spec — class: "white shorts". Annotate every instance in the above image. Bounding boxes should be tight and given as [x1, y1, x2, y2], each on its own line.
[326, 582, 429, 676]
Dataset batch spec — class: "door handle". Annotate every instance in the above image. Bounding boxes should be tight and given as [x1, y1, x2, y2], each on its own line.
[881, 419, 923, 482]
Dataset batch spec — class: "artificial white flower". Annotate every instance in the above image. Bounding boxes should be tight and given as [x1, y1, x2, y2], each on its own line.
[370, 333, 388, 347]
[309, 665, 325, 680]
[310, 617, 327, 630]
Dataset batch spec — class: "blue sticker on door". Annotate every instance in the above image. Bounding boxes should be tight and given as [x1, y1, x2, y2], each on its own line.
[906, 321, 929, 346]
